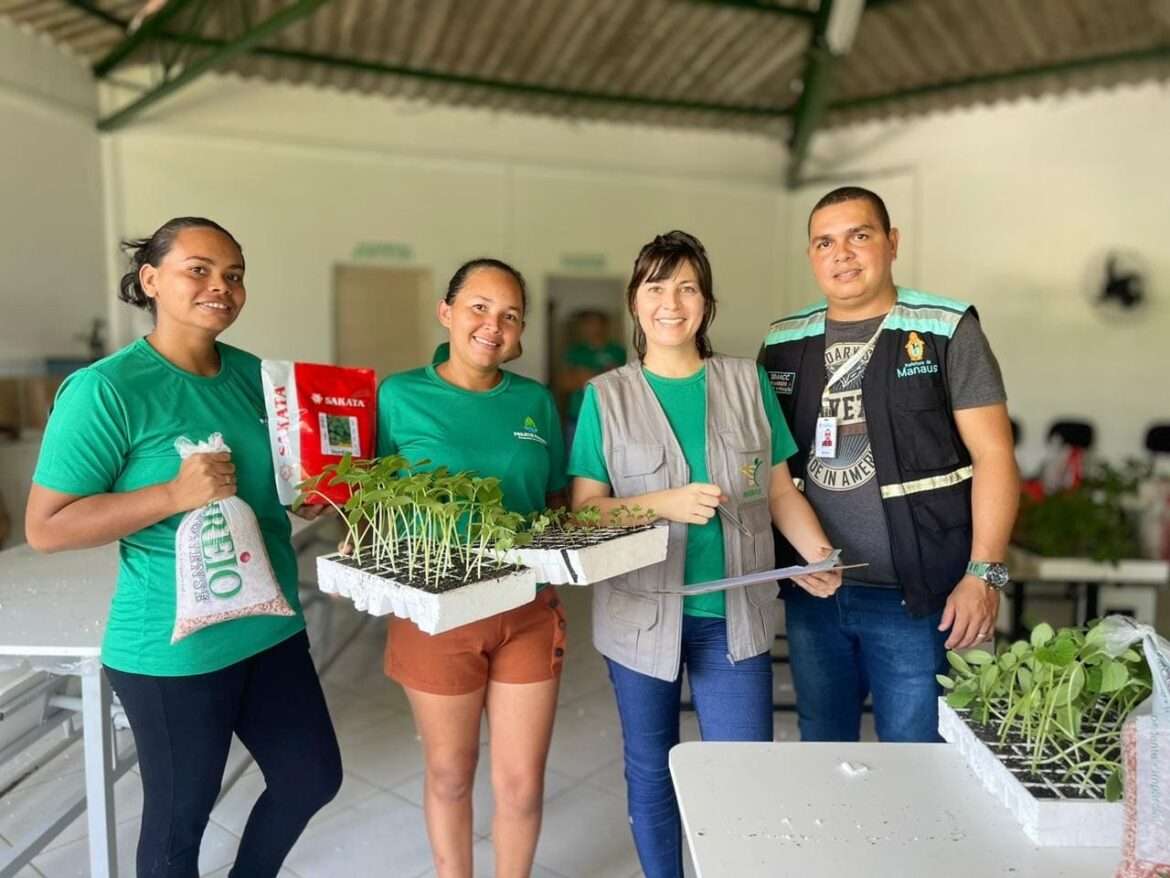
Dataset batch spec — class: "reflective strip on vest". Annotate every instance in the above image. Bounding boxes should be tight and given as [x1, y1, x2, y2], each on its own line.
[879, 465, 973, 499]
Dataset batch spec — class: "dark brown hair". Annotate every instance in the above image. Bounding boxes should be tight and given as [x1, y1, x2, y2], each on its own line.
[444, 258, 527, 315]
[119, 217, 243, 315]
[626, 230, 716, 359]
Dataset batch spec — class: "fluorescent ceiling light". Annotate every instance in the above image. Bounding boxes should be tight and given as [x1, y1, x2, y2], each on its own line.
[825, 0, 865, 55]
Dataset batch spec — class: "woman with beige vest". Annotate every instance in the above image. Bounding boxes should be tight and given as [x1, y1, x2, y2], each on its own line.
[568, 230, 841, 878]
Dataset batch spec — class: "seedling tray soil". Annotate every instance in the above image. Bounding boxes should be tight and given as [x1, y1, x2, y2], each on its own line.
[317, 553, 536, 634]
[938, 698, 1122, 847]
[499, 524, 669, 586]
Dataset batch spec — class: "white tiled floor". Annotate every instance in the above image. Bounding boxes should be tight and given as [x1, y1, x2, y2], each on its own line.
[0, 585, 873, 878]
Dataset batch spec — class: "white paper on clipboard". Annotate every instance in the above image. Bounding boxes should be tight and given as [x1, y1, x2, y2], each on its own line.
[659, 551, 867, 595]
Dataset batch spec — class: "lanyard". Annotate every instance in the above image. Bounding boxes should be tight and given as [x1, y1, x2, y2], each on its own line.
[821, 312, 889, 411]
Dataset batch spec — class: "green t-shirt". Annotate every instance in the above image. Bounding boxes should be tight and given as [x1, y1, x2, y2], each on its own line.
[568, 363, 796, 618]
[564, 342, 627, 420]
[32, 339, 304, 676]
[377, 365, 567, 518]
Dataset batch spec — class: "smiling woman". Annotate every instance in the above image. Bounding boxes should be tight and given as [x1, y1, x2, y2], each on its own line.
[23, 217, 342, 877]
[374, 256, 568, 878]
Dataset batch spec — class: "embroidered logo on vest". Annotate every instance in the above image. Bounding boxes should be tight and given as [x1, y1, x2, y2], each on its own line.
[769, 370, 796, 395]
[741, 457, 764, 499]
[897, 332, 940, 379]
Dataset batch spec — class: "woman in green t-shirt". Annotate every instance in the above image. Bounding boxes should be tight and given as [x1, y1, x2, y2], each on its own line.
[26, 218, 340, 878]
[377, 258, 566, 878]
[568, 231, 842, 878]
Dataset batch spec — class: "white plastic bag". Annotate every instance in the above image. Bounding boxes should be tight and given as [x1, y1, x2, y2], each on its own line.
[1099, 615, 1170, 877]
[171, 434, 294, 643]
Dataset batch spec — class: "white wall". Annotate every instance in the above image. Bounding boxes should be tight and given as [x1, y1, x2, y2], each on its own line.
[0, 20, 106, 363]
[5, 28, 1166, 467]
[101, 74, 788, 376]
[798, 83, 1170, 464]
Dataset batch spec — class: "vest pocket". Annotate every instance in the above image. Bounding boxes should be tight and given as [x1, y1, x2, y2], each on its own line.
[719, 432, 769, 507]
[612, 442, 667, 497]
[910, 490, 972, 593]
[893, 397, 962, 472]
[606, 588, 659, 631]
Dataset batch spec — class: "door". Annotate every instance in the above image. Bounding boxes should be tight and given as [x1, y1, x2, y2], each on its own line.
[333, 265, 433, 379]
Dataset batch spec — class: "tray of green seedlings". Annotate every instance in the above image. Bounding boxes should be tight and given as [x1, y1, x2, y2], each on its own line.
[501, 505, 669, 586]
[936, 620, 1152, 847]
[297, 454, 536, 634]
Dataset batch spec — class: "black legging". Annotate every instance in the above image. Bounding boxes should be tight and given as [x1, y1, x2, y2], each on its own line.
[105, 631, 342, 878]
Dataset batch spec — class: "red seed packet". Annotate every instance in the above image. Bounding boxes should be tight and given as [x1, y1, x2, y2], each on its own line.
[261, 360, 377, 506]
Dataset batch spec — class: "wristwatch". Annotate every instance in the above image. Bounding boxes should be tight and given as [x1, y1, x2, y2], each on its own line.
[967, 561, 1010, 591]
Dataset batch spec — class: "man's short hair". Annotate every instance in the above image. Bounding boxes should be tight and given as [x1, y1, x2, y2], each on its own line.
[808, 186, 891, 236]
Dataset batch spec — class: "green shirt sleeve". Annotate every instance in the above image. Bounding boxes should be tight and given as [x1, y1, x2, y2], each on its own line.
[543, 388, 568, 493]
[33, 369, 130, 495]
[566, 384, 610, 484]
[376, 377, 398, 457]
[758, 364, 797, 465]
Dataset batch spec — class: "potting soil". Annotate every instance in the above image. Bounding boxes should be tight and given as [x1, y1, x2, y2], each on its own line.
[262, 359, 377, 505]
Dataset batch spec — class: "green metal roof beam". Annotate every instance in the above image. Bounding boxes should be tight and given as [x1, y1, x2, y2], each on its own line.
[830, 44, 1170, 113]
[681, 1, 817, 20]
[97, 0, 332, 131]
[147, 32, 798, 120]
[92, 0, 199, 78]
[785, 0, 839, 188]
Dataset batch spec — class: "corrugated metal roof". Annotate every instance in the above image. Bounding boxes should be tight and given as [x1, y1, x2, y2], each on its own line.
[2, 0, 1168, 134]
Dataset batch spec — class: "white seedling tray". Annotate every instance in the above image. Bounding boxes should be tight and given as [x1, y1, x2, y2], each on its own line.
[502, 525, 669, 586]
[316, 554, 536, 634]
[938, 698, 1122, 847]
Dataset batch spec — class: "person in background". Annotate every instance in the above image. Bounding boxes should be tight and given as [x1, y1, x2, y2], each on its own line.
[569, 231, 840, 878]
[558, 309, 626, 450]
[24, 217, 341, 878]
[759, 186, 1019, 743]
[377, 258, 566, 878]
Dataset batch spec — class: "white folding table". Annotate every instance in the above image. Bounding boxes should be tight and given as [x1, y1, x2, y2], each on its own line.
[670, 741, 1121, 877]
[0, 515, 326, 878]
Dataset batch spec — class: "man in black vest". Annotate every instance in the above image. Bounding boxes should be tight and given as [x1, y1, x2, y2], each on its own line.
[760, 186, 1019, 742]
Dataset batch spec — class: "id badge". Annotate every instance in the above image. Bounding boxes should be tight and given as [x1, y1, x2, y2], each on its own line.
[815, 416, 839, 459]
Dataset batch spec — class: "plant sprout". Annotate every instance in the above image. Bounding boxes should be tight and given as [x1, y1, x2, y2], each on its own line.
[937, 619, 1152, 800]
[295, 455, 531, 588]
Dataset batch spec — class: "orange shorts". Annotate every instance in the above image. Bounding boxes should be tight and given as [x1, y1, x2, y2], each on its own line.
[385, 587, 567, 695]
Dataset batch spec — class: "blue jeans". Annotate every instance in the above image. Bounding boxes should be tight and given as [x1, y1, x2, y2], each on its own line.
[606, 615, 773, 878]
[784, 583, 949, 743]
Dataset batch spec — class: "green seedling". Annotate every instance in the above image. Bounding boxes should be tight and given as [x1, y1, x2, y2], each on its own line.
[296, 455, 530, 588]
[937, 618, 1152, 800]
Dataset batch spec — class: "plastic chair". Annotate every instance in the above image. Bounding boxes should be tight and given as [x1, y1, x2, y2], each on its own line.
[1047, 419, 1094, 450]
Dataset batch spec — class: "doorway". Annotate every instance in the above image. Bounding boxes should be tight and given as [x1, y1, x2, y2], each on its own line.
[545, 274, 628, 451]
[333, 265, 434, 380]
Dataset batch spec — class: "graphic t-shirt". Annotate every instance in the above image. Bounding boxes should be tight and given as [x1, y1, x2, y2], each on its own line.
[377, 365, 566, 518]
[569, 364, 797, 618]
[564, 342, 627, 419]
[806, 312, 1007, 584]
[32, 339, 304, 676]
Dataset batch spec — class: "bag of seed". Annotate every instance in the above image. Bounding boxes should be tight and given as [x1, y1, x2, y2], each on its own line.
[171, 434, 294, 643]
[261, 360, 377, 506]
[1099, 616, 1170, 877]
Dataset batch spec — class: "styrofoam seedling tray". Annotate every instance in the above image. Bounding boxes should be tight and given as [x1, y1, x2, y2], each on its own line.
[938, 698, 1122, 847]
[316, 554, 536, 634]
[499, 524, 669, 586]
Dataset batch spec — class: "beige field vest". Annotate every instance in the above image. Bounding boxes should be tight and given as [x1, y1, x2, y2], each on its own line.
[590, 356, 778, 681]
